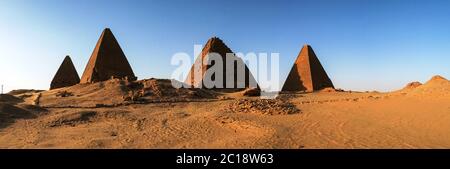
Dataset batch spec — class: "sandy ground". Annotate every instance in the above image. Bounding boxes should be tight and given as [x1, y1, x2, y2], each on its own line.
[1, 76, 450, 149]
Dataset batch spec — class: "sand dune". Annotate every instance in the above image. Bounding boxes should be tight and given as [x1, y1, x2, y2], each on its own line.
[405, 75, 450, 97]
[1, 76, 450, 148]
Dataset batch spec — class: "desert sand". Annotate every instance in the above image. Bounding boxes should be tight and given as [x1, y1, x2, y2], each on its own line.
[0, 75, 450, 149]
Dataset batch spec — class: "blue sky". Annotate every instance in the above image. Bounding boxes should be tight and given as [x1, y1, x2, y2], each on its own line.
[1, 0, 450, 92]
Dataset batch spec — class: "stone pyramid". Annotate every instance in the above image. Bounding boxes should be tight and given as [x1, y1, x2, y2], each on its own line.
[185, 37, 258, 91]
[50, 55, 80, 90]
[282, 45, 334, 92]
[80, 28, 136, 83]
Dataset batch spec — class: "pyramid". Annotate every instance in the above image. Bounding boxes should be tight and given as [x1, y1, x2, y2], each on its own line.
[185, 37, 258, 91]
[282, 45, 334, 92]
[50, 55, 80, 90]
[80, 28, 136, 83]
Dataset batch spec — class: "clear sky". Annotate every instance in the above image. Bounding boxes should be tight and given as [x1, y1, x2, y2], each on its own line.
[1, 0, 450, 93]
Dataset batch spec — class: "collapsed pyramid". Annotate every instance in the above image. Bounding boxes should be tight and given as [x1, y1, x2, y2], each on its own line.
[282, 45, 334, 92]
[50, 55, 80, 90]
[185, 37, 258, 90]
[80, 28, 136, 83]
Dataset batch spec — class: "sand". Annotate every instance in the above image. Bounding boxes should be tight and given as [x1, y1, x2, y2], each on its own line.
[0, 76, 450, 148]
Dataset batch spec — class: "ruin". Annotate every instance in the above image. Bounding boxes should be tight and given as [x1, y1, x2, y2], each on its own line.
[80, 28, 136, 83]
[184, 37, 258, 91]
[282, 45, 334, 92]
[50, 55, 80, 90]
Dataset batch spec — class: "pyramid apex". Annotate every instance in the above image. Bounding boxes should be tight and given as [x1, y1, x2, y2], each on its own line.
[62, 55, 74, 63]
[102, 28, 113, 34]
[205, 37, 227, 48]
[208, 36, 222, 41]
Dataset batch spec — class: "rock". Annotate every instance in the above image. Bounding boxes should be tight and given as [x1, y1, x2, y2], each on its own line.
[242, 88, 261, 96]
[228, 99, 300, 115]
[403, 82, 422, 90]
[56, 91, 74, 97]
[319, 87, 336, 93]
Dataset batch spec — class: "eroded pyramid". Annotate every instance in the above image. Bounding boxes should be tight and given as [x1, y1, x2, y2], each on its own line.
[185, 37, 258, 91]
[282, 45, 334, 92]
[80, 28, 136, 83]
[50, 55, 80, 90]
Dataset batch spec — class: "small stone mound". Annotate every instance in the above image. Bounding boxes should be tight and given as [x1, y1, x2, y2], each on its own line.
[403, 82, 422, 90]
[242, 88, 261, 97]
[319, 87, 337, 93]
[190, 88, 216, 98]
[335, 88, 345, 92]
[39, 78, 218, 108]
[47, 111, 97, 127]
[228, 99, 300, 115]
[276, 93, 302, 100]
[56, 91, 74, 97]
[122, 79, 217, 102]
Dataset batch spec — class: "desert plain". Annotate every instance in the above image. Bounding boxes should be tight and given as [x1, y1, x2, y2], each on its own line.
[1, 75, 450, 149]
